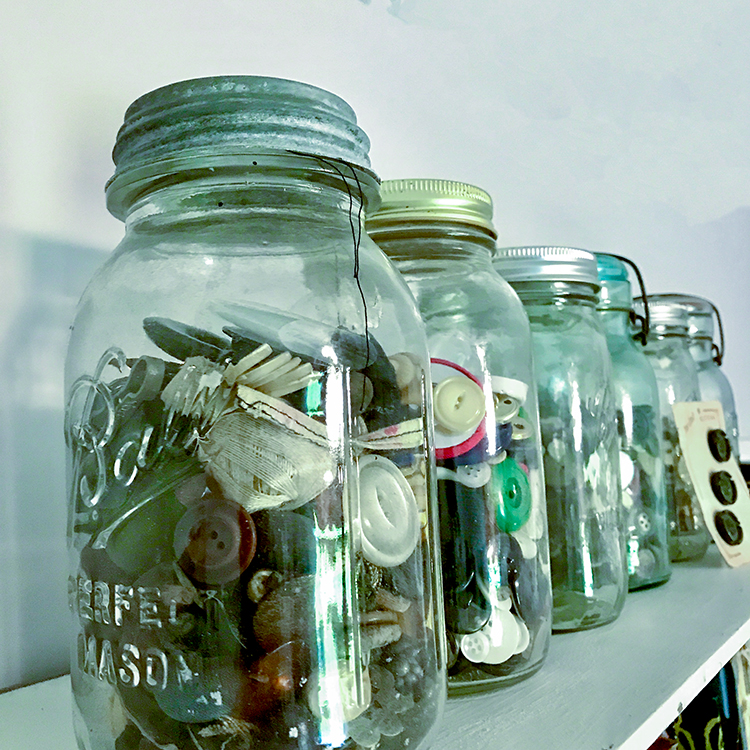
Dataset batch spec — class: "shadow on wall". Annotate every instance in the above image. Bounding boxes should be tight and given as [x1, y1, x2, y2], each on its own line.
[0, 229, 106, 691]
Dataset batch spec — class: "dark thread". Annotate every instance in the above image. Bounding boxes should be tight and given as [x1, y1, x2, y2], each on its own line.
[284, 151, 372, 413]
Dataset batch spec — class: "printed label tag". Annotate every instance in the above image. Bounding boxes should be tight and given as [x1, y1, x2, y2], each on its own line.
[673, 401, 750, 567]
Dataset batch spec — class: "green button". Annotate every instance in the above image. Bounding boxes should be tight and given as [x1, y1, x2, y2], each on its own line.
[492, 458, 532, 533]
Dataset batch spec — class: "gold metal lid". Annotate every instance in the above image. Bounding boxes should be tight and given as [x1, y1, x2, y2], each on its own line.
[367, 178, 497, 237]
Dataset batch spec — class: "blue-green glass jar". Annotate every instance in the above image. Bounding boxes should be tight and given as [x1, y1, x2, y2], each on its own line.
[493, 247, 627, 632]
[596, 255, 670, 590]
[368, 180, 551, 695]
[65, 77, 446, 750]
[634, 296, 710, 562]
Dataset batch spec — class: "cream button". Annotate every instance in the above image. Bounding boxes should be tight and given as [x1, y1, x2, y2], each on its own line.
[357, 455, 420, 568]
[460, 631, 491, 663]
[483, 608, 520, 664]
[494, 393, 521, 423]
[511, 416, 532, 440]
[433, 376, 486, 434]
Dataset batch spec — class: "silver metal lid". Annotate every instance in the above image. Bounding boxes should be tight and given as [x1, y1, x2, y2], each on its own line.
[645, 293, 714, 338]
[493, 246, 600, 287]
[634, 295, 690, 334]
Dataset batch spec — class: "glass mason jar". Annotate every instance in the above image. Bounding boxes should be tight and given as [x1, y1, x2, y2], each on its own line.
[65, 77, 446, 750]
[493, 247, 627, 632]
[633, 296, 710, 562]
[649, 294, 739, 457]
[596, 255, 670, 590]
[367, 180, 551, 695]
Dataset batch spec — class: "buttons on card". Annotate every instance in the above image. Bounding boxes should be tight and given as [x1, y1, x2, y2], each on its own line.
[710, 470, 738, 506]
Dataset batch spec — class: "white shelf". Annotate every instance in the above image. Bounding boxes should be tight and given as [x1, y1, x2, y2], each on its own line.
[2, 546, 750, 750]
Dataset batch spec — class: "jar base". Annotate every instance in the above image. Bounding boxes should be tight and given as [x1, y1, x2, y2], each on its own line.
[447, 658, 546, 697]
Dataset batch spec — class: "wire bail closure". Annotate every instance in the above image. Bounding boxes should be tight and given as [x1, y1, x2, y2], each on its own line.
[602, 253, 650, 346]
[709, 300, 725, 366]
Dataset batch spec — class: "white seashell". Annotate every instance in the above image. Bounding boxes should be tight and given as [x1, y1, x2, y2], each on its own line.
[199, 408, 335, 513]
[222, 344, 274, 386]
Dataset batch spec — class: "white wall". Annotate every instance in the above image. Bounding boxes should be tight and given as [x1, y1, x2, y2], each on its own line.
[1, 0, 749, 686]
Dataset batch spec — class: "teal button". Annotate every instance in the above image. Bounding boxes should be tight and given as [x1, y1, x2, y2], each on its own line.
[492, 458, 531, 533]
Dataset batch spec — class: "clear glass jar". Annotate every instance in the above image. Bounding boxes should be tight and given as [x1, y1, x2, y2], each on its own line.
[649, 294, 739, 457]
[65, 77, 445, 750]
[633, 296, 710, 562]
[596, 255, 671, 590]
[367, 180, 551, 695]
[493, 247, 627, 632]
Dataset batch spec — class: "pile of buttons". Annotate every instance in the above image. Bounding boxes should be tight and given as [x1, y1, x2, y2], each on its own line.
[67, 308, 441, 750]
[431, 360, 548, 683]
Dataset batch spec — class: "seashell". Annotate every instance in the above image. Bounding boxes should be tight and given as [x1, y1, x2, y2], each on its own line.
[199, 407, 335, 513]
[252, 576, 316, 654]
[246, 569, 285, 603]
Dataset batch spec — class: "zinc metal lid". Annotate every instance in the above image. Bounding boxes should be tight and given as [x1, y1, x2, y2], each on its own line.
[493, 246, 600, 287]
[106, 76, 377, 219]
[367, 178, 496, 236]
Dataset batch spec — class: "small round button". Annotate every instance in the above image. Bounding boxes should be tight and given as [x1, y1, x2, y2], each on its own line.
[490, 375, 528, 404]
[460, 631, 490, 663]
[494, 393, 520, 424]
[708, 429, 732, 463]
[433, 376, 486, 434]
[173, 494, 256, 585]
[511, 416, 532, 441]
[511, 529, 537, 559]
[483, 608, 520, 664]
[635, 510, 653, 538]
[492, 458, 532, 533]
[710, 470, 738, 506]
[715, 509, 743, 546]
[431, 359, 487, 460]
[357, 454, 420, 568]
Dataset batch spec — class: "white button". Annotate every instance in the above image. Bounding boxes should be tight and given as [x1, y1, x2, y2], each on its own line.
[389, 353, 417, 390]
[511, 416, 532, 440]
[490, 376, 528, 404]
[433, 376, 486, 434]
[494, 393, 521, 423]
[357, 455, 420, 568]
[511, 529, 537, 559]
[483, 608, 520, 664]
[430, 359, 487, 460]
[436, 463, 491, 488]
[526, 507, 545, 542]
[619, 452, 635, 489]
[513, 616, 530, 655]
[460, 631, 491, 663]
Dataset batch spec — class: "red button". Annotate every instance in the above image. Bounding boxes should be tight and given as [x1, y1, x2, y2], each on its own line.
[174, 494, 256, 584]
